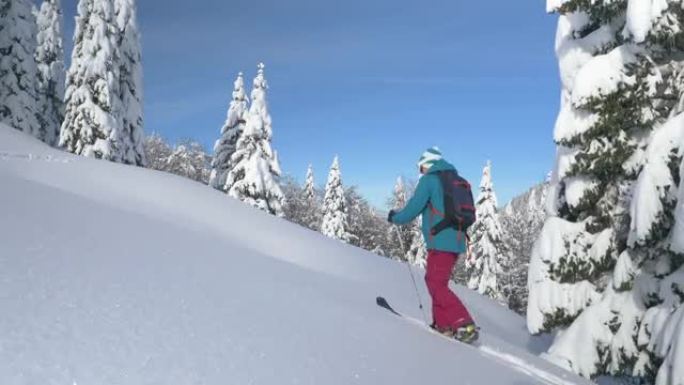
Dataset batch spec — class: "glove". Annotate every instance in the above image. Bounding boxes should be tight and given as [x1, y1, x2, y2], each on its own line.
[387, 210, 396, 223]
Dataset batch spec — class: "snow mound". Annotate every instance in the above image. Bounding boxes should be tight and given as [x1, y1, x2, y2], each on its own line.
[546, 0, 570, 13]
[0, 125, 591, 385]
[555, 14, 614, 96]
[624, 0, 668, 43]
[571, 45, 637, 107]
[629, 113, 684, 247]
[526, 217, 605, 334]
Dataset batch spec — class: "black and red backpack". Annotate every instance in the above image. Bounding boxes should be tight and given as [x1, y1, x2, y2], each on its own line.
[430, 170, 476, 236]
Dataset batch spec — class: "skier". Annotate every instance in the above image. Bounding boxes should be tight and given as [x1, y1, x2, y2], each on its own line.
[388, 147, 479, 343]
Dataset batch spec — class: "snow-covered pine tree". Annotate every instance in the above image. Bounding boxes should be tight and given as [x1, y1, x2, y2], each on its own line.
[34, 0, 65, 146]
[301, 164, 321, 229]
[528, 2, 684, 383]
[225, 63, 284, 216]
[406, 222, 427, 268]
[387, 177, 413, 261]
[60, 0, 124, 162]
[282, 166, 321, 230]
[209, 72, 248, 191]
[166, 139, 211, 184]
[143, 134, 210, 183]
[338, 185, 389, 255]
[320, 156, 351, 242]
[345, 186, 389, 252]
[466, 161, 507, 303]
[281, 175, 305, 224]
[499, 180, 550, 315]
[143, 133, 172, 171]
[303, 164, 316, 203]
[343, 186, 364, 247]
[114, 0, 145, 166]
[501, 181, 549, 266]
[0, 0, 41, 137]
[452, 254, 469, 286]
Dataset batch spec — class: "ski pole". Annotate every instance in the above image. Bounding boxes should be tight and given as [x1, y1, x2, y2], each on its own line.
[394, 225, 428, 324]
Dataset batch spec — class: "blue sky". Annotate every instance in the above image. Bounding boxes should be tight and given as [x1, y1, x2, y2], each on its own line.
[61, 0, 559, 207]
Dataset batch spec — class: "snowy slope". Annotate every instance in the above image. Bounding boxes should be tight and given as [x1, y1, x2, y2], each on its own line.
[0, 124, 591, 385]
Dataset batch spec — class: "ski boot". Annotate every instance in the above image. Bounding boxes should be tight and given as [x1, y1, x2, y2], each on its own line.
[454, 323, 480, 344]
[429, 322, 457, 338]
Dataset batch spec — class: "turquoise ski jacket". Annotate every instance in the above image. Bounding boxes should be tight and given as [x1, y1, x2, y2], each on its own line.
[390, 159, 467, 254]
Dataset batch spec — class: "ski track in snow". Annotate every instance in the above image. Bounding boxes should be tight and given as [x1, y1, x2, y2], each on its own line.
[478, 346, 578, 385]
[0, 151, 72, 163]
[398, 314, 578, 385]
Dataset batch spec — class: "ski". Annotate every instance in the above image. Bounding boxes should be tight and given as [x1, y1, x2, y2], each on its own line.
[376, 296, 480, 345]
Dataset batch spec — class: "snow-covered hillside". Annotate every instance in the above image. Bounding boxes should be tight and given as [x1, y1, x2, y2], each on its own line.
[0, 125, 591, 385]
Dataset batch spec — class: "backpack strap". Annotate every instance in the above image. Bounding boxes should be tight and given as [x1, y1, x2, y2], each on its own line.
[430, 170, 458, 236]
[428, 202, 445, 218]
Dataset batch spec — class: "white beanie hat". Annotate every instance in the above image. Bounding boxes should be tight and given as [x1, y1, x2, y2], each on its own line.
[417, 147, 443, 169]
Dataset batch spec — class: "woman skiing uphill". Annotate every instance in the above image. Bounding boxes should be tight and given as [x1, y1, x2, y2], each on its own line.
[388, 147, 479, 343]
